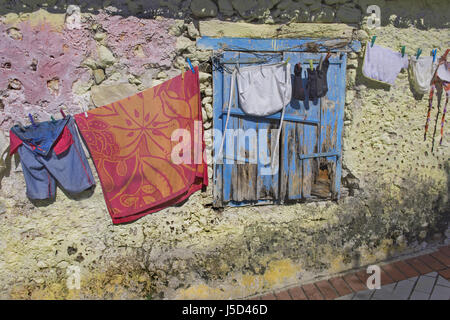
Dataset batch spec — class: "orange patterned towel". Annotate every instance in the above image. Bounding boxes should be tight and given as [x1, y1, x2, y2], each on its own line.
[75, 67, 207, 224]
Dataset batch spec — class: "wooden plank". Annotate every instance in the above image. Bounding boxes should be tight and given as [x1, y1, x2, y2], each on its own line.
[310, 54, 343, 199]
[289, 122, 303, 200]
[220, 109, 320, 125]
[197, 37, 362, 53]
[287, 121, 300, 200]
[257, 120, 279, 200]
[334, 53, 347, 199]
[302, 123, 317, 198]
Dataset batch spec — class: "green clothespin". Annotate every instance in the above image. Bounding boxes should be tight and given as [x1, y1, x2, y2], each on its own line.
[309, 59, 314, 70]
[416, 48, 422, 59]
[401, 46, 405, 57]
[371, 35, 376, 47]
[50, 115, 56, 123]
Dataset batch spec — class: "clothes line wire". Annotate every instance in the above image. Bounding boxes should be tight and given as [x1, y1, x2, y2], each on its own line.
[192, 35, 359, 74]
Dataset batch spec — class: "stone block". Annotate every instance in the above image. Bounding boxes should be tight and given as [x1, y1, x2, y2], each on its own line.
[191, 0, 218, 18]
[97, 45, 116, 66]
[311, 5, 335, 23]
[91, 83, 139, 107]
[218, 0, 235, 16]
[336, 5, 362, 24]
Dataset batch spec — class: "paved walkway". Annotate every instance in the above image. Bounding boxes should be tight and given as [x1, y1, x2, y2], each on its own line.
[250, 244, 450, 300]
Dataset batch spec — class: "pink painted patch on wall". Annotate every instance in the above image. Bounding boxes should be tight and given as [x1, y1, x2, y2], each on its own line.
[0, 15, 177, 131]
[94, 13, 176, 75]
[0, 22, 96, 129]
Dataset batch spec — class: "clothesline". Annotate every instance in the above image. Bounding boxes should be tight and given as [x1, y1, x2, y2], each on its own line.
[193, 35, 360, 74]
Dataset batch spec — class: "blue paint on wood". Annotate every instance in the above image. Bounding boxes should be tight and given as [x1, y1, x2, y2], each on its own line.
[210, 37, 347, 207]
[197, 37, 361, 53]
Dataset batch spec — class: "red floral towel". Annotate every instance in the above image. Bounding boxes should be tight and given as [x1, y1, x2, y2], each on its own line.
[75, 67, 207, 224]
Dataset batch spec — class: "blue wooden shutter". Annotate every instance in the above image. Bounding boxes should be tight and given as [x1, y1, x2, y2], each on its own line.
[206, 39, 349, 208]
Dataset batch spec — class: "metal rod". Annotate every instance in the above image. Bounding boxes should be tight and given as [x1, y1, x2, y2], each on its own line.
[220, 109, 320, 125]
[297, 151, 340, 160]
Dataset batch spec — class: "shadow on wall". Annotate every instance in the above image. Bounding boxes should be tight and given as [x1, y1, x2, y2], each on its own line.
[0, 150, 96, 205]
[0, 0, 448, 30]
[341, 165, 450, 271]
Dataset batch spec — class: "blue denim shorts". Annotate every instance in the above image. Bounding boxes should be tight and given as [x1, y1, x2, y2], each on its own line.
[10, 116, 95, 200]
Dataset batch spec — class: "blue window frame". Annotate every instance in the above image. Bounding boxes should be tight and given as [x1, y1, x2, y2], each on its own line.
[197, 37, 360, 208]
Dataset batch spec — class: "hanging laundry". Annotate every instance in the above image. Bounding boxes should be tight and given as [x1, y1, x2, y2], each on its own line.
[9, 116, 95, 199]
[424, 51, 449, 146]
[362, 42, 409, 85]
[409, 56, 439, 95]
[440, 82, 450, 145]
[235, 61, 291, 117]
[292, 63, 306, 100]
[218, 61, 291, 167]
[436, 61, 450, 82]
[74, 66, 208, 224]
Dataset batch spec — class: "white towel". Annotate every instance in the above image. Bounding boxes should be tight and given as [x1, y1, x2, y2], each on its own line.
[363, 42, 409, 85]
[236, 62, 292, 117]
[410, 56, 438, 94]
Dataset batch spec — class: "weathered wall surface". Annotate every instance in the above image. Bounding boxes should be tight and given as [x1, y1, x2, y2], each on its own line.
[0, 0, 449, 299]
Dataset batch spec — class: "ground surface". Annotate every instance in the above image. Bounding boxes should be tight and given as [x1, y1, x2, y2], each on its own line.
[251, 244, 450, 300]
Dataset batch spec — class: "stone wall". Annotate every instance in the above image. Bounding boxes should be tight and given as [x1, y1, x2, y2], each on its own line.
[0, 0, 448, 299]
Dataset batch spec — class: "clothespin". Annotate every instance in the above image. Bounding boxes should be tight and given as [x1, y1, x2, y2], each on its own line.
[28, 113, 36, 127]
[432, 49, 437, 62]
[309, 59, 314, 70]
[60, 109, 66, 119]
[284, 57, 290, 65]
[186, 58, 195, 74]
[416, 48, 422, 59]
[325, 52, 332, 61]
[181, 64, 186, 80]
[442, 49, 449, 61]
[401, 46, 406, 57]
[50, 115, 56, 123]
[371, 36, 376, 47]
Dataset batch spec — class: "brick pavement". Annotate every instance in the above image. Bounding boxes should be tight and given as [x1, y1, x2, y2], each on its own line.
[249, 244, 450, 300]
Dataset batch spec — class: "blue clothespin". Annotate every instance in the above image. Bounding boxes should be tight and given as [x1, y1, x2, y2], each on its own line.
[432, 49, 437, 62]
[186, 58, 195, 74]
[371, 36, 376, 47]
[28, 113, 36, 127]
[416, 48, 422, 59]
